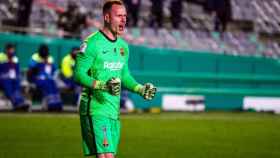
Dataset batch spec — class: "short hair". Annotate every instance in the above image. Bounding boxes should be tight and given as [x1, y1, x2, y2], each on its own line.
[103, 0, 124, 15]
[5, 43, 15, 50]
[39, 44, 49, 52]
[71, 47, 80, 52]
[38, 44, 49, 57]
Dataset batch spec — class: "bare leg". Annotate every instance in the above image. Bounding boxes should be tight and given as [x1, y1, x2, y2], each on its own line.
[97, 154, 106, 158]
[105, 153, 114, 158]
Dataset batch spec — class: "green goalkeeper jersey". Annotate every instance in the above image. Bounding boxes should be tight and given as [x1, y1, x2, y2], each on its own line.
[74, 31, 140, 119]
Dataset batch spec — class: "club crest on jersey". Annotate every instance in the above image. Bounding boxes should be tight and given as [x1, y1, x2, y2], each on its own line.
[120, 48, 125, 56]
[80, 43, 87, 53]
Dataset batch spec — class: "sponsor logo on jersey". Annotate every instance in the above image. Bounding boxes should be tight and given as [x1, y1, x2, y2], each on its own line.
[104, 61, 124, 71]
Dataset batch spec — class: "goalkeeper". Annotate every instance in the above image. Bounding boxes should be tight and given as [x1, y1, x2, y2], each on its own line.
[73, 1, 156, 158]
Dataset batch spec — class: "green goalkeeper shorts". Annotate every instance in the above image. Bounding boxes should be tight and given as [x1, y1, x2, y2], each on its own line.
[80, 114, 121, 156]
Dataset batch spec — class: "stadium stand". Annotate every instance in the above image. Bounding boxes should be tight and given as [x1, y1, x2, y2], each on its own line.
[0, 1, 278, 57]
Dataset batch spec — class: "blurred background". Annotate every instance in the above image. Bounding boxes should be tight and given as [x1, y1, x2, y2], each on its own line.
[0, 1, 280, 157]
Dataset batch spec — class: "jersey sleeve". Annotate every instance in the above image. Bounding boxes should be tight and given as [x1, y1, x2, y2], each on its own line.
[121, 44, 142, 92]
[74, 40, 97, 89]
[61, 56, 73, 78]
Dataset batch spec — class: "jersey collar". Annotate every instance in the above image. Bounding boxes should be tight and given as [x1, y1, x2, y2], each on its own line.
[99, 30, 117, 43]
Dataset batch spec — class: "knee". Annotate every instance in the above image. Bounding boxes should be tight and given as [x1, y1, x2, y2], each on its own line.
[98, 153, 114, 158]
[97, 154, 106, 158]
[105, 153, 114, 158]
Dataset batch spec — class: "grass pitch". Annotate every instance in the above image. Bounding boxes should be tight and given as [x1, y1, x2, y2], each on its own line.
[0, 112, 280, 158]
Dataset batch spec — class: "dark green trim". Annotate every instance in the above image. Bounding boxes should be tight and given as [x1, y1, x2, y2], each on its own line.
[99, 30, 117, 43]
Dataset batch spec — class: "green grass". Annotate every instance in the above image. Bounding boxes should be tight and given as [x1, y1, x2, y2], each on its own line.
[0, 112, 280, 158]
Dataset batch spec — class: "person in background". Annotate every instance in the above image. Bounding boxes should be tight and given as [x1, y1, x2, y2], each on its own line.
[0, 43, 30, 111]
[206, 0, 232, 33]
[149, 0, 164, 28]
[27, 44, 62, 111]
[60, 47, 81, 104]
[57, 1, 88, 38]
[170, 0, 183, 29]
[16, 0, 33, 29]
[124, 0, 141, 27]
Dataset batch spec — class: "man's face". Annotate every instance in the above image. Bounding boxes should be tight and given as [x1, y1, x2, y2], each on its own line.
[105, 4, 127, 36]
[6, 47, 15, 56]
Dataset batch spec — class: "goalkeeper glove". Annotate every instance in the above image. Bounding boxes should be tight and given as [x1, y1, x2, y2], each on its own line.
[106, 77, 121, 96]
[94, 77, 121, 96]
[139, 83, 157, 100]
